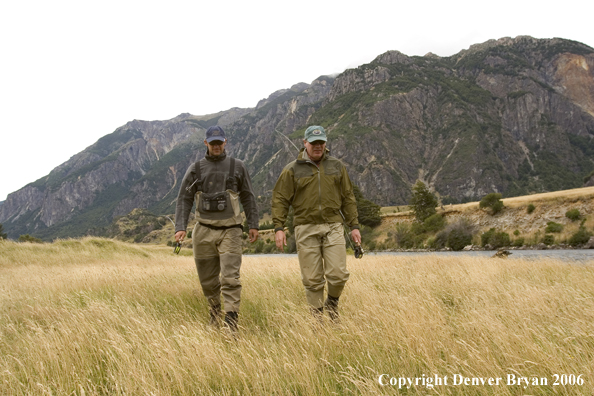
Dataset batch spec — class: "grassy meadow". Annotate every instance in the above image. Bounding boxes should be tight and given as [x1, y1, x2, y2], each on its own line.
[1, 238, 594, 395]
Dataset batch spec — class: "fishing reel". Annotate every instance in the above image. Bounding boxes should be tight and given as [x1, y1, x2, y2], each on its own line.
[173, 241, 182, 254]
[354, 245, 364, 259]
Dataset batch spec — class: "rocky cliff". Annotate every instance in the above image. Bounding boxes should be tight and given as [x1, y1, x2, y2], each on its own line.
[1, 36, 593, 240]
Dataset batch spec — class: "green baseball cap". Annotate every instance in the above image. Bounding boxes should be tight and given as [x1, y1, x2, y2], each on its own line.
[304, 126, 327, 143]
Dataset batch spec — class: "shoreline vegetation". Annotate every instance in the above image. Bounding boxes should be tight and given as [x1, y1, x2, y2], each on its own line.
[1, 238, 593, 395]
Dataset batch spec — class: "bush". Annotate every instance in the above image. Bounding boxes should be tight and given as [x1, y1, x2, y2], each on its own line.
[18, 234, 43, 243]
[512, 237, 525, 247]
[490, 232, 510, 249]
[568, 228, 593, 246]
[447, 228, 472, 251]
[542, 234, 555, 245]
[527, 204, 535, 214]
[479, 193, 504, 215]
[431, 231, 449, 249]
[481, 228, 510, 248]
[423, 213, 446, 232]
[481, 228, 496, 246]
[432, 218, 475, 251]
[545, 222, 563, 233]
[565, 209, 581, 221]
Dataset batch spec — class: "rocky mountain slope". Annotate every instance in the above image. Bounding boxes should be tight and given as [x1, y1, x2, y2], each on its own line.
[1, 36, 594, 240]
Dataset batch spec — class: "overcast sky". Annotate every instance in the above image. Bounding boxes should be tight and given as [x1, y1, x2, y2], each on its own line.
[1, 0, 593, 201]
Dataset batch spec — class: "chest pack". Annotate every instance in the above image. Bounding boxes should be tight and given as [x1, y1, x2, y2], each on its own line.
[186, 157, 242, 227]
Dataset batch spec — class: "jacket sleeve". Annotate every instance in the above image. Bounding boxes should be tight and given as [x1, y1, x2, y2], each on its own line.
[271, 166, 295, 231]
[174, 164, 196, 233]
[340, 165, 360, 230]
[237, 161, 260, 230]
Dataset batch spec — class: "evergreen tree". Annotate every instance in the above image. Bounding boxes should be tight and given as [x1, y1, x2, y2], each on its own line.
[353, 185, 382, 227]
[409, 181, 438, 222]
[0, 223, 7, 239]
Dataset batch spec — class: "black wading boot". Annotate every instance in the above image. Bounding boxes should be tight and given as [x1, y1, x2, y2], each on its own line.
[324, 295, 340, 322]
[209, 304, 222, 328]
[224, 311, 239, 333]
[311, 306, 324, 326]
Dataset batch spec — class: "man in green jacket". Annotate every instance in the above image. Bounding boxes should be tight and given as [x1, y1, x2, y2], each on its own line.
[272, 125, 361, 321]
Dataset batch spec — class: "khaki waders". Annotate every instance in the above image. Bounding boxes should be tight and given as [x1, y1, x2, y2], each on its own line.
[294, 222, 350, 309]
[192, 223, 243, 312]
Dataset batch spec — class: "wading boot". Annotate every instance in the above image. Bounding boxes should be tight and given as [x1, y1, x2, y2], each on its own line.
[324, 295, 340, 322]
[311, 306, 324, 327]
[209, 304, 222, 328]
[224, 311, 239, 333]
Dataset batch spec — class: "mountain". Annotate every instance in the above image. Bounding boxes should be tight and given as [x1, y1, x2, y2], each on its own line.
[1, 36, 594, 240]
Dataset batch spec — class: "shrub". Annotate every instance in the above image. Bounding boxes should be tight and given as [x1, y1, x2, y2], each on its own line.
[481, 228, 496, 246]
[479, 193, 504, 215]
[490, 232, 510, 249]
[527, 203, 535, 214]
[481, 228, 510, 248]
[447, 228, 472, 251]
[423, 213, 446, 232]
[512, 237, 525, 247]
[432, 218, 475, 250]
[394, 223, 416, 249]
[18, 234, 43, 243]
[542, 234, 555, 245]
[545, 222, 563, 233]
[431, 231, 449, 249]
[568, 228, 593, 246]
[513, 229, 520, 236]
[565, 209, 581, 221]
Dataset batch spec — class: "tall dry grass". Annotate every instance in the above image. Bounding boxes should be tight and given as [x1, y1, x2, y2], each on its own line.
[1, 238, 594, 395]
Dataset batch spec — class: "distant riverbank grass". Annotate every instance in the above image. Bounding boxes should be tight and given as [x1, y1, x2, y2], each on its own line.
[1, 238, 594, 395]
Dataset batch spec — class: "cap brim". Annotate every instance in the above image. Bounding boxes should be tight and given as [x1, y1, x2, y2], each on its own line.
[306, 136, 327, 143]
[206, 137, 226, 142]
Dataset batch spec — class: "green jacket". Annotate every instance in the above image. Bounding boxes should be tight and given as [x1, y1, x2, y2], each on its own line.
[272, 148, 359, 231]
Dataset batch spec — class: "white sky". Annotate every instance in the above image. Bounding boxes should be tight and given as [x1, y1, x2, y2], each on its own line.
[1, 0, 593, 201]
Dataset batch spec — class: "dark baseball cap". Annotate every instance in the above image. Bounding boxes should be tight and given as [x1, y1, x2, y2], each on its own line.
[205, 126, 226, 142]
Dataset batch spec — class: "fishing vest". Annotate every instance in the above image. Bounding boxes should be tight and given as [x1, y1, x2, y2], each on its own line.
[186, 157, 243, 228]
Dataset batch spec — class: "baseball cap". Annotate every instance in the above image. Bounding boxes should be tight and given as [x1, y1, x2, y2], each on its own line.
[205, 126, 226, 142]
[304, 126, 327, 143]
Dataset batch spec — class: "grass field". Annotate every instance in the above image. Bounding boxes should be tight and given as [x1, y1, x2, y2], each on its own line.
[1, 238, 594, 395]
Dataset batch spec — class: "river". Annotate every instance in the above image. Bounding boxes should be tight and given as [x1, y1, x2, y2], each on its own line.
[251, 249, 593, 263]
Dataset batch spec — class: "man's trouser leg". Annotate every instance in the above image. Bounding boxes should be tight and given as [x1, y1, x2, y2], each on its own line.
[193, 225, 243, 313]
[218, 227, 243, 313]
[322, 223, 349, 299]
[295, 223, 349, 309]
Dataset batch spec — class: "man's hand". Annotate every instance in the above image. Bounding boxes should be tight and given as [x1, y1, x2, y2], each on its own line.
[175, 230, 186, 243]
[351, 229, 362, 245]
[249, 228, 259, 243]
[275, 230, 287, 252]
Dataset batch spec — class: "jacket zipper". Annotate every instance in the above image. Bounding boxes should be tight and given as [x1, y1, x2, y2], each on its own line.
[306, 160, 323, 219]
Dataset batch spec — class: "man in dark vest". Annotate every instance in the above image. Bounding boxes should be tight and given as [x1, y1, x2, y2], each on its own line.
[175, 125, 259, 332]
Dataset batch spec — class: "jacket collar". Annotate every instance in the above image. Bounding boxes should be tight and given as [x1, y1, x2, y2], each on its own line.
[205, 149, 227, 162]
[297, 147, 329, 164]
